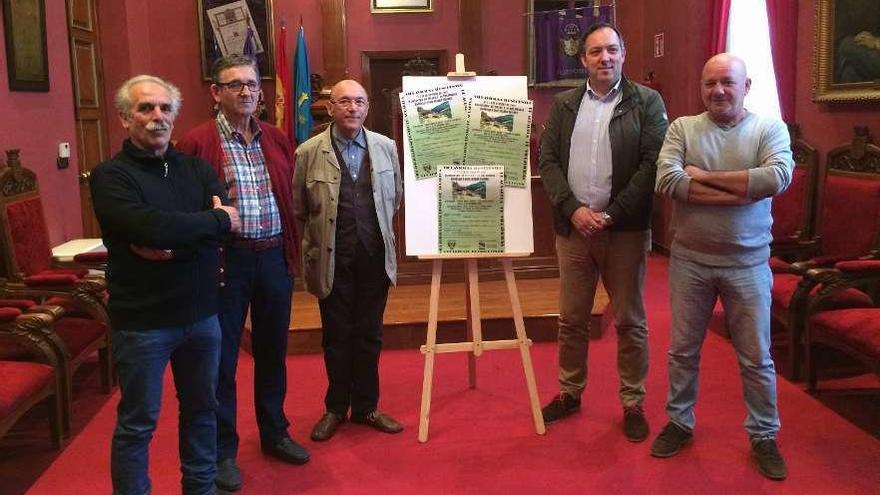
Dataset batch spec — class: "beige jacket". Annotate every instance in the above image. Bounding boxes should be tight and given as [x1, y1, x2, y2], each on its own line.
[292, 126, 402, 299]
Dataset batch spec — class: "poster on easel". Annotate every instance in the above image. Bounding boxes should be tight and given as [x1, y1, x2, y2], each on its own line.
[399, 84, 467, 179]
[463, 95, 533, 188]
[437, 165, 505, 254]
[402, 76, 534, 257]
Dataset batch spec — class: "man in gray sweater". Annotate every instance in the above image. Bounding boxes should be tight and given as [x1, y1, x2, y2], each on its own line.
[652, 54, 793, 481]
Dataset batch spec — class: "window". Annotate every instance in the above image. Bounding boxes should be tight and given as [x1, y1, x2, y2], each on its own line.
[726, 0, 782, 119]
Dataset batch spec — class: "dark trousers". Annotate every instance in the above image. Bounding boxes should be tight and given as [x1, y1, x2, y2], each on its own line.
[318, 241, 390, 417]
[216, 245, 293, 461]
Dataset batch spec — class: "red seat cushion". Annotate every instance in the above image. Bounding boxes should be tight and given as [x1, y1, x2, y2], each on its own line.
[768, 256, 791, 273]
[0, 300, 36, 311]
[54, 317, 107, 357]
[23, 273, 79, 287]
[771, 273, 873, 310]
[0, 361, 54, 418]
[0, 307, 23, 322]
[810, 308, 880, 361]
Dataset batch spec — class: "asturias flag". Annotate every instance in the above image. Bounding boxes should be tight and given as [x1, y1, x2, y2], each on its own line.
[274, 23, 293, 140]
[294, 24, 312, 145]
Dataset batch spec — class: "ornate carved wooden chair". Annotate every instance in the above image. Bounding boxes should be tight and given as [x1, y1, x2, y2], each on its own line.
[804, 259, 880, 393]
[0, 299, 109, 433]
[0, 149, 113, 395]
[769, 124, 820, 261]
[770, 127, 880, 380]
[0, 308, 65, 448]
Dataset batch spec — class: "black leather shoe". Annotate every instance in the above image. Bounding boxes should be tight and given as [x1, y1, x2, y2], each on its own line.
[541, 393, 581, 424]
[261, 436, 310, 465]
[215, 458, 242, 492]
[623, 405, 650, 442]
[350, 410, 403, 434]
[311, 412, 345, 441]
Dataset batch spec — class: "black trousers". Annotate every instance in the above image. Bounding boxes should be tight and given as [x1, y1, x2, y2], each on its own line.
[318, 240, 390, 416]
[216, 245, 292, 460]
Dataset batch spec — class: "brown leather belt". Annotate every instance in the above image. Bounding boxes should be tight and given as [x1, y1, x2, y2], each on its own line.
[229, 234, 283, 251]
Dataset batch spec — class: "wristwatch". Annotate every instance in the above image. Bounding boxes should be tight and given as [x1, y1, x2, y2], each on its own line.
[599, 211, 613, 225]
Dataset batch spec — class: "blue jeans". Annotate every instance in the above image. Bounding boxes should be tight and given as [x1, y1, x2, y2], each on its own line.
[111, 315, 221, 495]
[555, 230, 651, 407]
[217, 245, 292, 460]
[665, 256, 780, 438]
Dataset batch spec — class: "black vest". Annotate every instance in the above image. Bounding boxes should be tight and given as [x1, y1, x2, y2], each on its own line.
[332, 140, 382, 260]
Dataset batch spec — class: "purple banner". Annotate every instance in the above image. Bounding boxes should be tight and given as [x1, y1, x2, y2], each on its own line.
[534, 8, 613, 83]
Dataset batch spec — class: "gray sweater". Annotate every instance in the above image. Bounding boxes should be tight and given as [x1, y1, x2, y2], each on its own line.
[655, 112, 793, 267]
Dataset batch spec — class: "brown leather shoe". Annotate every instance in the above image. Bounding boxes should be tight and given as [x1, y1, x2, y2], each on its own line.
[350, 410, 403, 434]
[310, 412, 345, 442]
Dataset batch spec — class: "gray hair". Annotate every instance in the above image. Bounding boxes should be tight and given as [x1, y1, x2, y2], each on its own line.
[211, 54, 260, 83]
[114, 75, 183, 117]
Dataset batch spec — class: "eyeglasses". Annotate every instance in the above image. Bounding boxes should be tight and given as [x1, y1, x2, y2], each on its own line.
[331, 97, 369, 108]
[217, 80, 261, 93]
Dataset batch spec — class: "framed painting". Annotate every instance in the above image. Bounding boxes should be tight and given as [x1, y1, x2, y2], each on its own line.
[2, 0, 49, 92]
[814, 0, 880, 102]
[197, 0, 275, 80]
[371, 0, 433, 14]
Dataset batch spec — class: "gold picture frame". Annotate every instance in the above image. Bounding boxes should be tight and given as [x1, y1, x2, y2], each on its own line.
[814, 0, 880, 102]
[197, 0, 275, 81]
[2, 0, 49, 92]
[371, 0, 433, 14]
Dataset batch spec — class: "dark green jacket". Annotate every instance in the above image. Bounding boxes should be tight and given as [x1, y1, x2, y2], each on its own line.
[538, 77, 668, 235]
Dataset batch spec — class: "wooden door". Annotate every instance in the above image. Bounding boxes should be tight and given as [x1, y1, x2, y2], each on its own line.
[68, 0, 108, 237]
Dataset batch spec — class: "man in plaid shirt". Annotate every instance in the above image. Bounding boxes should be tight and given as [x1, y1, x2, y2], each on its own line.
[177, 54, 306, 493]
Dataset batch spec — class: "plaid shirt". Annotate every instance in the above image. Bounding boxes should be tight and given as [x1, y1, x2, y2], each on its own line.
[216, 112, 282, 239]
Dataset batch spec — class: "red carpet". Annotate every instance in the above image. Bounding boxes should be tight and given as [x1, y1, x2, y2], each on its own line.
[25, 256, 880, 494]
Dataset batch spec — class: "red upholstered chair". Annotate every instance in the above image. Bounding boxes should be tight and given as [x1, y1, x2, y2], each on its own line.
[0, 299, 109, 434]
[804, 260, 880, 393]
[770, 124, 820, 261]
[0, 149, 112, 394]
[770, 127, 880, 380]
[0, 308, 65, 448]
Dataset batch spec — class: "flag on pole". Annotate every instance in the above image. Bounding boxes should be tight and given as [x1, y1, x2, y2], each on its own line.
[294, 23, 312, 145]
[274, 23, 293, 140]
[243, 24, 256, 56]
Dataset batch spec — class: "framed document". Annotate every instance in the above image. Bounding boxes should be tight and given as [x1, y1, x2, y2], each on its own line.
[2, 0, 49, 91]
[371, 0, 433, 14]
[197, 0, 275, 80]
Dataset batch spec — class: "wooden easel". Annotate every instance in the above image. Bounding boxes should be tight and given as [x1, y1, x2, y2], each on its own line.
[417, 253, 546, 443]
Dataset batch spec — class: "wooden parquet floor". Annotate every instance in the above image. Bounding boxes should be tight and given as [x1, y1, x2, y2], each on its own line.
[247, 277, 609, 354]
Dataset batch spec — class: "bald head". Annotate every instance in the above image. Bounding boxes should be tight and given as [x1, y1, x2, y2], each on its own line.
[701, 53, 751, 126]
[329, 79, 370, 138]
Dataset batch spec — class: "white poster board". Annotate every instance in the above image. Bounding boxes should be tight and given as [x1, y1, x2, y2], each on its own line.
[402, 76, 534, 256]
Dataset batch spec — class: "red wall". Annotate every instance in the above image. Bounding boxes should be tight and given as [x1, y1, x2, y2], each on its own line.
[99, 0, 324, 154]
[0, 0, 82, 244]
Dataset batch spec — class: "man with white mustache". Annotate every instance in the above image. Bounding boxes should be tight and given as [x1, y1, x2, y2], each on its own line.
[178, 55, 307, 492]
[90, 75, 241, 494]
[538, 23, 668, 442]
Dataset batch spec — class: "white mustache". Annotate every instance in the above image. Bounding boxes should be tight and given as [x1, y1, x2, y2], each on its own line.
[145, 122, 169, 132]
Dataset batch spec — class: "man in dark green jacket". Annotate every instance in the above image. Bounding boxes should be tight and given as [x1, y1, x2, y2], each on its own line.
[538, 23, 668, 442]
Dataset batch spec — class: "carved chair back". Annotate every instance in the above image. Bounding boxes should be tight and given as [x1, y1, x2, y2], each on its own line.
[0, 149, 53, 281]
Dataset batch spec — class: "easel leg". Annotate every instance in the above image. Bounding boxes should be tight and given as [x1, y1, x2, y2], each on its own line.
[465, 259, 482, 388]
[418, 260, 443, 443]
[503, 259, 546, 435]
